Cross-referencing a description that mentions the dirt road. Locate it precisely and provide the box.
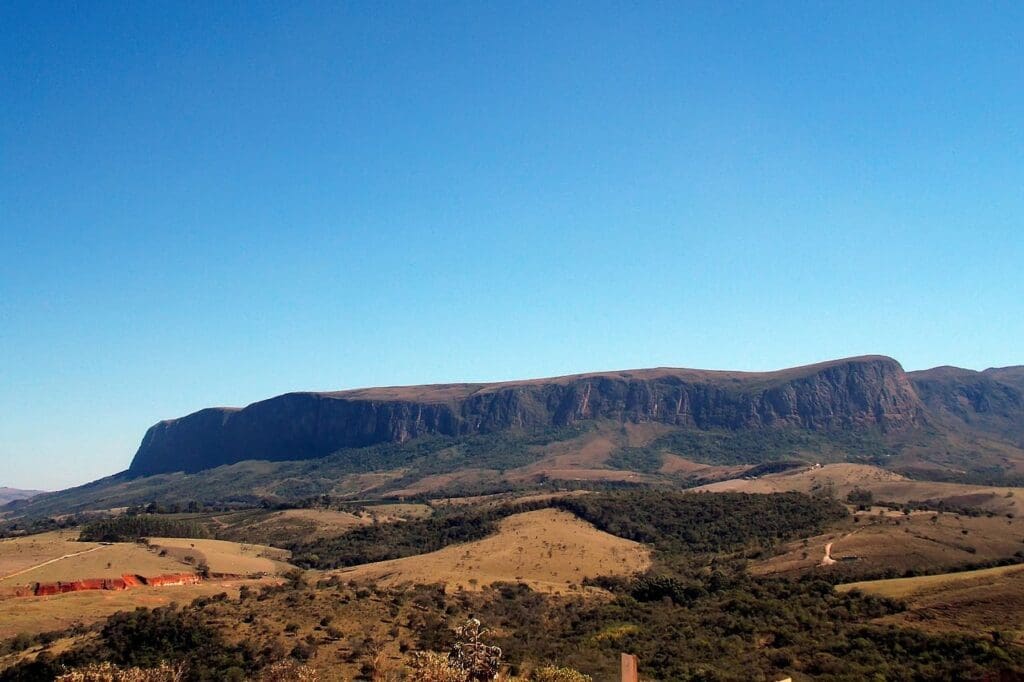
[1,545,105,582]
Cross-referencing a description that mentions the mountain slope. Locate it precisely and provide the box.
[130,355,923,476]
[908,365,1024,447]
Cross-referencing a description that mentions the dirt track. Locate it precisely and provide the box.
[0,545,104,581]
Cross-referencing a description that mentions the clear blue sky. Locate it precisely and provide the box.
[2,2,1022,490]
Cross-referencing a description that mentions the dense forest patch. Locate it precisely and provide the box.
[556,490,846,554]
[78,515,212,543]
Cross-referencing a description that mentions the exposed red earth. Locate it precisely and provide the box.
[21,572,201,597]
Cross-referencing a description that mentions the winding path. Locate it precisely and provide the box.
[1,545,105,582]
[821,542,836,566]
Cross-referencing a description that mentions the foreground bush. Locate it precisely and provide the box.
[55,662,184,682]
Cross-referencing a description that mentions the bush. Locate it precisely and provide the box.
[54,662,185,682]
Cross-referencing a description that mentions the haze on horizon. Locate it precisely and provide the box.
[2,3,1022,491]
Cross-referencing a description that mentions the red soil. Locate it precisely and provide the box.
[29,572,199,597]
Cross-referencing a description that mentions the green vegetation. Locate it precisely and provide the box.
[606,447,663,474]
[608,427,894,469]
[78,515,211,542]
[463,575,1024,680]
[555,491,847,554]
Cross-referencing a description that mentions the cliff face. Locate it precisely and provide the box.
[128,356,924,476]
[909,365,1024,445]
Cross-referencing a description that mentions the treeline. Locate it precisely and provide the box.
[554,490,847,555]
[79,514,211,542]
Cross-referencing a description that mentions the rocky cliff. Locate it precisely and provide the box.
[909,365,1024,446]
[129,356,925,476]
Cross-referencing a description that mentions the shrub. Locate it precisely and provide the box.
[54,662,185,682]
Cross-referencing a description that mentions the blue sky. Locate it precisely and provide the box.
[2,2,1022,490]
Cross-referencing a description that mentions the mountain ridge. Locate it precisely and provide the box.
[129,355,924,476]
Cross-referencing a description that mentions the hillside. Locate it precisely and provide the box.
[335,508,651,592]
[908,365,1024,447]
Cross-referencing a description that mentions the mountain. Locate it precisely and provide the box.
[908,365,1024,447]
[129,355,924,476]
[8,355,1024,520]
[0,487,44,505]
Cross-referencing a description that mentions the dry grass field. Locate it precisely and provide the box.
[753,507,1024,577]
[0,531,95,578]
[838,562,1024,599]
[0,532,189,588]
[838,564,1024,644]
[366,503,434,520]
[335,508,650,592]
[429,490,591,509]
[698,463,908,495]
[699,463,1024,516]
[385,468,499,498]
[505,422,674,485]
[213,508,370,541]
[148,538,292,575]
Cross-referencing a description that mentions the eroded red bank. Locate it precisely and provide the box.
[24,572,201,597]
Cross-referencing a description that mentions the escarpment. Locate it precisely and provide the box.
[128,356,925,476]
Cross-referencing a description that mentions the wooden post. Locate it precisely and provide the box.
[620,653,639,682]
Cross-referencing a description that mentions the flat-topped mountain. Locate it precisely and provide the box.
[130,355,924,476]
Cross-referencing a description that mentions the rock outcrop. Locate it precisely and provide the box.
[129,356,925,476]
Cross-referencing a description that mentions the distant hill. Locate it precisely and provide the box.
[0,487,44,505]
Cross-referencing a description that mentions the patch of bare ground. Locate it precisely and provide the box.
[503,428,620,482]
[504,422,674,484]
[384,468,501,498]
[329,470,410,497]
[518,468,660,483]
[839,564,1024,644]
[753,509,1024,578]
[429,490,592,509]
[364,503,434,520]
[658,454,750,481]
[334,508,650,593]
[698,463,907,495]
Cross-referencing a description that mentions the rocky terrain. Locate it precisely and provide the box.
[908,365,1024,446]
[130,355,925,476]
